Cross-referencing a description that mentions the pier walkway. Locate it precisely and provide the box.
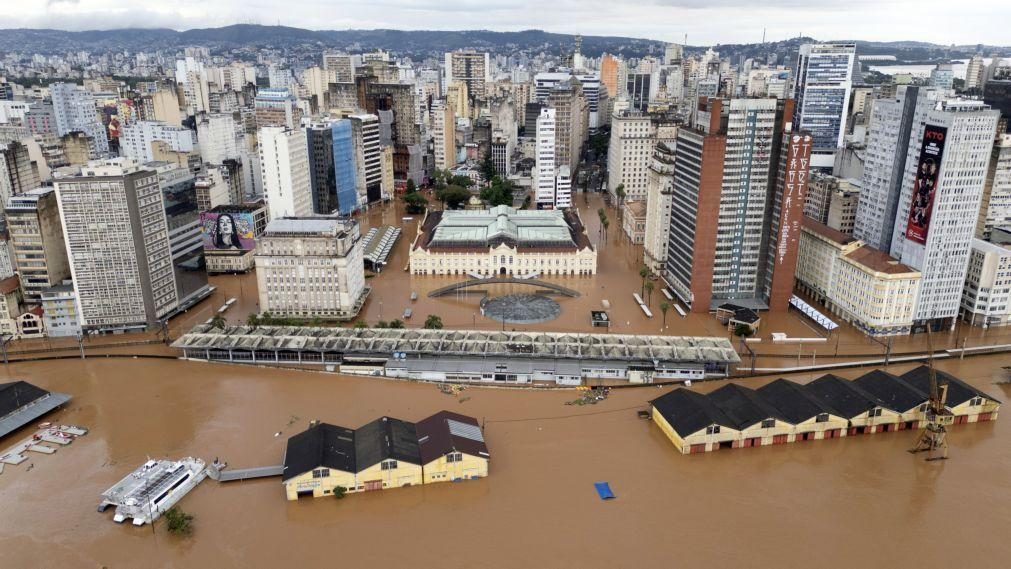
[214,465,284,482]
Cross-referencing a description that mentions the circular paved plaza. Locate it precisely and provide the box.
[481,294,562,324]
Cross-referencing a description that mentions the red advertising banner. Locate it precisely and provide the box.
[905,124,947,245]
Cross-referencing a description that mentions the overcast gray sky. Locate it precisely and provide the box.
[13,0,1010,45]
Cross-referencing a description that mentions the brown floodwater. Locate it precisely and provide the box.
[1,355,1009,568]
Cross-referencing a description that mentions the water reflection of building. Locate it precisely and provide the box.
[410,205,596,276]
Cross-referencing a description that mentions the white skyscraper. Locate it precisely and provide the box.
[50,82,109,154]
[792,43,856,169]
[175,57,210,115]
[54,158,179,332]
[258,127,312,220]
[888,100,1000,329]
[534,107,558,209]
[196,113,243,165]
[555,166,572,209]
[854,86,941,251]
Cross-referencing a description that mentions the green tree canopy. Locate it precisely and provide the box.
[424,314,444,329]
[438,185,472,209]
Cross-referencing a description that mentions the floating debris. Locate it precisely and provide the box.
[566,387,610,406]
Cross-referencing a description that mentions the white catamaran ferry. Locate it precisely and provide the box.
[97,458,208,526]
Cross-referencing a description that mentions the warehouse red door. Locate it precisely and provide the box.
[979,412,993,422]
[690,444,706,454]
[364,480,383,491]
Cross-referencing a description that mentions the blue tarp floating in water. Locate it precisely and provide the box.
[594,482,615,500]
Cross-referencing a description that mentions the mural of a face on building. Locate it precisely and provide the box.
[214,213,241,249]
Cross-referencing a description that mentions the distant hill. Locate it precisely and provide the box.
[0,25,1007,62]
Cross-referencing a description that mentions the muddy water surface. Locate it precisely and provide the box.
[1,356,1009,568]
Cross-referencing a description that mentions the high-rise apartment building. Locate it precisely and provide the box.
[965,54,985,91]
[5,188,70,302]
[0,140,40,208]
[323,53,355,83]
[854,87,940,251]
[791,43,856,169]
[432,100,456,171]
[255,218,367,320]
[349,114,384,204]
[258,126,312,220]
[888,100,1001,329]
[607,110,677,201]
[665,98,806,311]
[120,121,196,163]
[546,78,589,173]
[600,55,622,101]
[534,108,558,209]
[196,113,243,165]
[54,158,180,332]
[254,88,303,129]
[643,142,676,273]
[175,57,210,115]
[977,133,1011,240]
[50,82,109,154]
[444,51,491,101]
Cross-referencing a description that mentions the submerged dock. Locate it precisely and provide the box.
[0,424,88,474]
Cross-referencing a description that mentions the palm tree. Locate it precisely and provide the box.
[644,281,654,307]
[659,301,670,328]
[639,265,650,297]
[602,218,610,242]
[615,184,626,222]
[424,314,444,329]
[210,314,226,329]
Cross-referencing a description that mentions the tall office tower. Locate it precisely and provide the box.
[983,66,1011,133]
[302,67,327,111]
[534,108,558,208]
[255,218,367,320]
[54,158,179,332]
[600,55,622,100]
[349,114,384,204]
[151,162,211,311]
[432,100,456,170]
[323,53,355,84]
[547,78,589,173]
[643,142,676,272]
[119,121,196,163]
[444,51,491,102]
[444,81,470,120]
[356,77,420,147]
[196,113,243,165]
[853,87,940,251]
[0,140,40,207]
[977,134,1011,240]
[175,57,210,115]
[306,122,335,215]
[607,110,678,201]
[665,97,802,311]
[6,188,70,302]
[258,127,312,220]
[888,100,1000,330]
[255,88,302,129]
[50,82,109,154]
[625,72,657,112]
[791,43,856,169]
[966,54,985,91]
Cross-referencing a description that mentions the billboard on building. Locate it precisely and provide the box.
[201,211,256,251]
[905,125,948,245]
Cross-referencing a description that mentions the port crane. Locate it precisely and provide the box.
[909,329,954,461]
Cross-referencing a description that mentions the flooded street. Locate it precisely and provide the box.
[1,355,1009,568]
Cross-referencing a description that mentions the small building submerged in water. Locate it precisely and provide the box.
[650,366,1001,454]
[283,411,489,500]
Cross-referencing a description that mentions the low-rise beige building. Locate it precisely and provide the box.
[622,200,647,245]
[416,410,490,484]
[796,218,920,336]
[410,205,596,276]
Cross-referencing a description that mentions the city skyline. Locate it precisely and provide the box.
[11,1,1011,47]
